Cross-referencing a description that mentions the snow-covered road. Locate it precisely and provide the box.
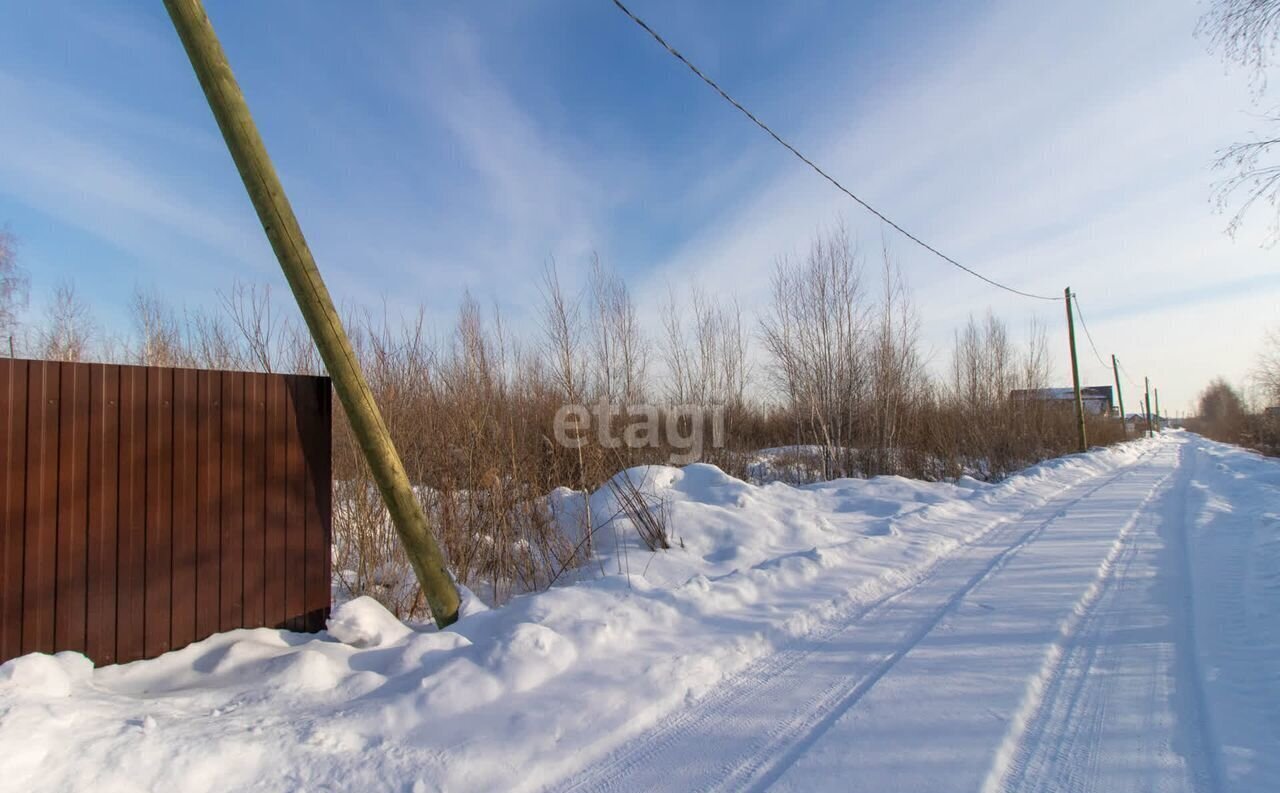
[2,432,1276,793]
[557,435,1274,793]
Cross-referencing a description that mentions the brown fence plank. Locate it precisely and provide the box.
[1,359,332,666]
[283,376,305,631]
[309,380,332,632]
[55,363,90,654]
[264,376,288,629]
[318,383,332,630]
[144,367,173,658]
[296,377,316,631]
[195,369,221,641]
[242,373,266,629]
[219,371,245,632]
[300,378,330,632]
[22,360,58,655]
[116,366,147,664]
[170,368,198,651]
[0,359,28,662]
[86,364,119,665]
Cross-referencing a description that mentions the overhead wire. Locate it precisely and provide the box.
[1118,359,1144,393]
[1073,294,1142,411]
[610,0,1059,302]
[612,0,1163,404]
[1070,293,1110,371]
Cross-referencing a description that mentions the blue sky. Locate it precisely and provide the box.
[2,0,1278,414]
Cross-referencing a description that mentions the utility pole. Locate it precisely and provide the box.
[1064,287,1088,452]
[1111,354,1126,438]
[1154,388,1161,433]
[163,0,462,626]
[1152,378,1162,439]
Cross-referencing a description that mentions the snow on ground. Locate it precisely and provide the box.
[742,445,829,484]
[1179,438,1280,789]
[0,433,1276,792]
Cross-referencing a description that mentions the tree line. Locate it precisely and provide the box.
[0,226,1123,615]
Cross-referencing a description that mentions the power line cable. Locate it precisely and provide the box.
[1117,359,1143,393]
[1071,293,1109,370]
[1121,364,1139,391]
[1072,293,1141,402]
[610,0,1059,302]
[613,0,1151,403]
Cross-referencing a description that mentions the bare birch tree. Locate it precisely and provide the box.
[587,255,647,403]
[1200,0,1280,240]
[129,288,188,367]
[1253,324,1280,404]
[868,253,923,474]
[0,231,26,352]
[760,225,869,477]
[35,280,95,362]
[539,261,584,403]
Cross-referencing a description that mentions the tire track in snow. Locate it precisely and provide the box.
[1179,437,1280,790]
[981,440,1222,793]
[551,452,1157,793]
[980,478,1158,793]
[1165,442,1227,792]
[727,462,1164,793]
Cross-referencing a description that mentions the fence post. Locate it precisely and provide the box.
[162,0,461,626]
[1064,287,1088,452]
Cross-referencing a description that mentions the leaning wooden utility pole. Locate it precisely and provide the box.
[1152,378,1162,439]
[1064,287,1088,453]
[1111,354,1126,438]
[163,0,461,626]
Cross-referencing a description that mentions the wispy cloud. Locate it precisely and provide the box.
[629,0,1277,405]
[0,70,268,277]
[0,0,1273,409]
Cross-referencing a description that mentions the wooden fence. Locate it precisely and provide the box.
[0,358,332,667]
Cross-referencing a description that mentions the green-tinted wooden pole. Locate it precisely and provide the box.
[163,0,461,626]
[1064,287,1088,452]
[1154,388,1161,433]
[1152,378,1162,439]
[1112,354,1126,438]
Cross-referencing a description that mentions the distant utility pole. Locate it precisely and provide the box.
[1152,378,1162,439]
[1111,354,1126,438]
[163,0,462,626]
[1064,287,1088,452]
[1154,388,1161,432]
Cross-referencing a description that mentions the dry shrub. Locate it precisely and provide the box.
[4,230,1137,617]
[1193,378,1248,440]
[608,471,670,552]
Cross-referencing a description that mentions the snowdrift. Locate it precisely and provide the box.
[0,439,1173,792]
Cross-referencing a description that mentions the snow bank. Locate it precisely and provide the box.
[326,596,414,648]
[1178,437,1280,789]
[0,438,1165,793]
[0,652,92,698]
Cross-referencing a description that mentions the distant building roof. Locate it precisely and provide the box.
[1009,387,1115,416]
[1010,386,1114,402]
